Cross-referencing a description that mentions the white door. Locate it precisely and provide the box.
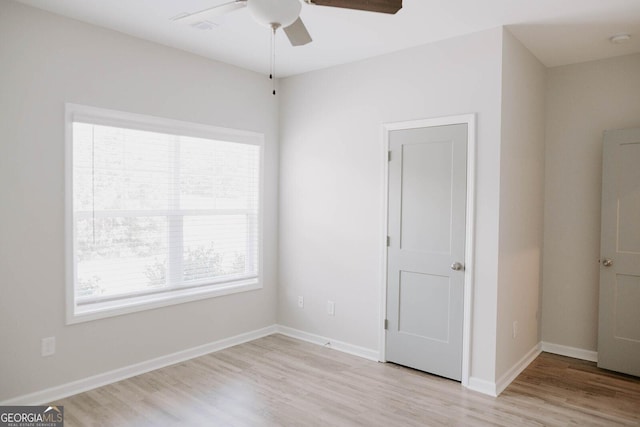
[598,128,640,377]
[385,124,467,381]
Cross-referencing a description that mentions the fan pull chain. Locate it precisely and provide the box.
[270,24,277,95]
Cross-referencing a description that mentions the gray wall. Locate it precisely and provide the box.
[278,28,505,385]
[496,29,546,381]
[542,53,640,352]
[0,1,279,401]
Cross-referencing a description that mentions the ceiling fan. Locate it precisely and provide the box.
[175,0,402,46]
[175,0,402,93]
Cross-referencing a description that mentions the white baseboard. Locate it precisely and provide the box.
[496,342,542,396]
[467,377,497,397]
[0,325,278,406]
[1,325,378,405]
[468,342,597,398]
[9,323,533,405]
[541,341,598,362]
[275,325,379,361]
[467,342,542,398]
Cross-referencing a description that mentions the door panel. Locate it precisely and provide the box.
[614,275,640,342]
[617,143,640,253]
[398,271,450,341]
[400,141,453,254]
[598,128,640,377]
[386,123,467,381]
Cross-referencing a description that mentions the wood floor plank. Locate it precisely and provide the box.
[51,335,640,426]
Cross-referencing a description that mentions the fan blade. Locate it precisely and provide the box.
[284,18,313,46]
[173,0,247,24]
[307,0,401,14]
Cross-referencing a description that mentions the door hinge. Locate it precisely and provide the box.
[386,236,390,247]
[384,319,388,330]
[388,151,391,161]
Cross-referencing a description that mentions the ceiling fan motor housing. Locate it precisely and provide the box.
[248,0,302,28]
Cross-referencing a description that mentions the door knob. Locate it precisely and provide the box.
[451,262,464,271]
[601,258,613,267]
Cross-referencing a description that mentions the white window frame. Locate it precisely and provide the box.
[65,103,264,324]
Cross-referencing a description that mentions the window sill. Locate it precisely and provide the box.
[66,279,261,324]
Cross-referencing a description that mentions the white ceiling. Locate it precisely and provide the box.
[14,0,640,77]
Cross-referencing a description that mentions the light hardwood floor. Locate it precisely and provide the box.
[52,334,640,426]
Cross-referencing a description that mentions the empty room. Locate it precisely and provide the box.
[1,0,639,425]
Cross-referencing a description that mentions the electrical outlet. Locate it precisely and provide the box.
[512,321,518,339]
[41,337,56,357]
[297,296,304,308]
[327,300,335,316]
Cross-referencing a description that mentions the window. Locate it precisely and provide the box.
[65,104,263,323]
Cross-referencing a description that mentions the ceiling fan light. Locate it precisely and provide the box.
[248,0,302,28]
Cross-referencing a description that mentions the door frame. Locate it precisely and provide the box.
[379,114,476,387]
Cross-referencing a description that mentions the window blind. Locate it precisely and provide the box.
[71,121,260,305]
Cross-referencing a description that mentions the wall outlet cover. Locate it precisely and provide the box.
[41,337,56,357]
